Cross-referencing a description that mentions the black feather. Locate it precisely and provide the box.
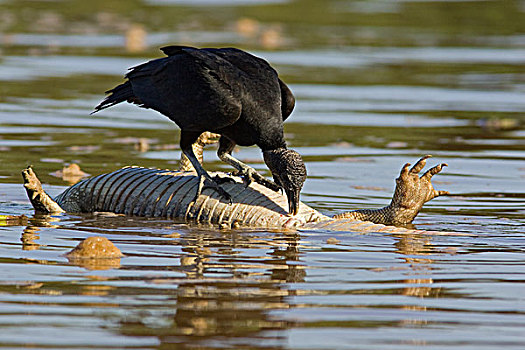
[92,81,135,114]
[160,45,196,56]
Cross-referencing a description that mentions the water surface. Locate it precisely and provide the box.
[0,0,524,348]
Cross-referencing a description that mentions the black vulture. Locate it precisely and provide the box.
[93,45,306,215]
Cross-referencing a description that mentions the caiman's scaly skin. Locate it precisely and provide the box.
[22,155,449,233]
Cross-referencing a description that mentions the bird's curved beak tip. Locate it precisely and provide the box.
[287,189,300,216]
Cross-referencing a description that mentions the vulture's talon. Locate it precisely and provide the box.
[236,167,281,192]
[195,176,232,204]
[213,174,237,185]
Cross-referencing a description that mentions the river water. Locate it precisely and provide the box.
[0,0,524,349]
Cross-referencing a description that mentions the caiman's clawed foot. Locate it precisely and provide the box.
[21,166,65,214]
[391,155,449,219]
[235,166,282,193]
[195,175,232,204]
[22,166,44,195]
[333,155,450,225]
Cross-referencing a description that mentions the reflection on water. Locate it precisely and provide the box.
[3,213,523,349]
[0,0,524,348]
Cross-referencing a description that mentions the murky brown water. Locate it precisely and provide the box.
[1,0,524,348]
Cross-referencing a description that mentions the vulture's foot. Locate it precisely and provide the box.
[213,174,237,185]
[195,175,232,204]
[235,166,281,192]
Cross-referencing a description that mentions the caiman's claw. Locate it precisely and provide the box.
[423,162,447,179]
[22,166,43,193]
[410,154,432,174]
[423,163,450,198]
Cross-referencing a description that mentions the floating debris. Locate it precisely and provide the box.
[352,185,386,191]
[66,145,100,153]
[162,232,181,238]
[233,17,285,48]
[153,143,179,150]
[476,117,520,131]
[40,158,64,163]
[330,141,353,148]
[66,236,123,259]
[326,237,340,244]
[235,18,260,38]
[125,24,147,53]
[66,236,123,270]
[260,26,284,49]
[50,164,89,184]
[135,138,150,152]
[386,141,408,148]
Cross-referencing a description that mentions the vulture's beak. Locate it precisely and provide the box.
[286,188,300,216]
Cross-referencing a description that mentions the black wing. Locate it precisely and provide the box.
[188,46,294,121]
[95,46,244,130]
[93,56,181,116]
[278,78,295,121]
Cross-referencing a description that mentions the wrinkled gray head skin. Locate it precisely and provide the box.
[263,148,307,215]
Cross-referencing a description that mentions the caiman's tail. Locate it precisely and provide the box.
[91,81,135,114]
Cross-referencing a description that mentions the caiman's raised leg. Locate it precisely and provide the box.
[22,166,64,214]
[217,135,281,192]
[180,131,232,203]
[179,132,221,172]
[334,155,449,225]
